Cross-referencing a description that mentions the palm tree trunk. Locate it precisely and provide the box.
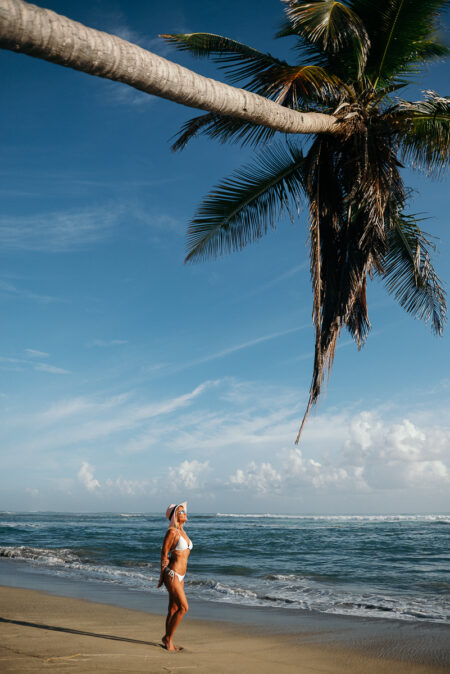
[0,0,338,135]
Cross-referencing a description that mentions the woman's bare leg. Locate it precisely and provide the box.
[163,576,189,651]
[162,597,177,646]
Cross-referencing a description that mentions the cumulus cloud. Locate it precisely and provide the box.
[344,413,450,490]
[78,462,100,491]
[168,459,210,490]
[229,461,282,494]
[227,409,450,497]
[229,449,366,495]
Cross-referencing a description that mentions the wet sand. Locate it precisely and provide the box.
[1,585,449,673]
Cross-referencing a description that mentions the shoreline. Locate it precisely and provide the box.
[1,560,450,672]
[1,586,450,673]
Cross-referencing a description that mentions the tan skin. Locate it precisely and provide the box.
[157,506,191,651]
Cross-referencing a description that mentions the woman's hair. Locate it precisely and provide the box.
[168,505,178,529]
[166,502,186,530]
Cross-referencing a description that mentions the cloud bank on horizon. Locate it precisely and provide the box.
[1,377,449,513]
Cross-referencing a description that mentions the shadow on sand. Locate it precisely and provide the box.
[0,616,163,649]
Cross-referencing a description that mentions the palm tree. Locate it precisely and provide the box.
[0,0,448,442]
[162,0,449,441]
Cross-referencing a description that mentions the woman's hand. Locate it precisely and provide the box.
[158,527,178,587]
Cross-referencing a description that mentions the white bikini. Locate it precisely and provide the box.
[165,531,193,583]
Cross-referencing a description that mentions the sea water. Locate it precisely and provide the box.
[1,512,449,624]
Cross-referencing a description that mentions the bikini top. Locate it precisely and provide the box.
[170,529,193,552]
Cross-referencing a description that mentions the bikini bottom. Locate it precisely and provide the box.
[165,567,185,583]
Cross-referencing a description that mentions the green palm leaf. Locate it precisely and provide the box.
[171,112,277,151]
[185,143,307,262]
[349,0,449,86]
[276,18,333,70]
[162,32,345,106]
[282,0,370,76]
[382,212,447,335]
[161,32,291,86]
[394,91,450,177]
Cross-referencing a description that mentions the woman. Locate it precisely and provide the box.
[158,502,193,651]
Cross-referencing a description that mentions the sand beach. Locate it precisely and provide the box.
[1,584,449,674]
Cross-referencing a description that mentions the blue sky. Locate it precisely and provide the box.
[0,0,449,514]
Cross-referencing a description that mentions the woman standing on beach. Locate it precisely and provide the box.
[158,502,193,651]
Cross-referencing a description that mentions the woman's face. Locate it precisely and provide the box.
[176,506,188,525]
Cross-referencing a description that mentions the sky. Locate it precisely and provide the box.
[0,0,449,514]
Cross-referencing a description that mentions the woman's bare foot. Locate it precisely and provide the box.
[162,635,178,651]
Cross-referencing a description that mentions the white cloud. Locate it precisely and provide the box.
[0,354,70,375]
[118,432,157,455]
[229,461,282,494]
[26,349,49,358]
[0,280,60,304]
[92,339,128,347]
[243,263,307,298]
[78,462,100,491]
[342,413,450,490]
[100,16,175,57]
[105,476,153,496]
[104,82,157,107]
[35,363,71,375]
[20,382,214,452]
[3,378,449,510]
[225,407,450,497]
[0,206,120,252]
[228,449,366,496]
[176,325,308,372]
[40,393,131,424]
[0,356,25,363]
[169,459,210,490]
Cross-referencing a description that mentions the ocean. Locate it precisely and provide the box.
[1,512,449,625]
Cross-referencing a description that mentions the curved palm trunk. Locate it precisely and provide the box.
[0,0,338,135]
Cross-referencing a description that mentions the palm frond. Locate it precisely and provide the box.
[295,126,406,442]
[346,276,371,346]
[276,21,332,70]
[185,143,307,262]
[381,212,447,335]
[263,64,347,106]
[282,0,370,76]
[296,137,344,441]
[349,0,449,85]
[170,112,276,151]
[394,91,450,177]
[162,32,345,106]
[161,32,289,86]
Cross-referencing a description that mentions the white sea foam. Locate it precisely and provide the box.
[185,574,450,623]
[0,546,80,565]
[0,522,46,529]
[216,513,450,523]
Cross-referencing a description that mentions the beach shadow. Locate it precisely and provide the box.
[0,616,163,649]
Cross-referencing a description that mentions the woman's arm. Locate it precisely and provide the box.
[157,528,177,587]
